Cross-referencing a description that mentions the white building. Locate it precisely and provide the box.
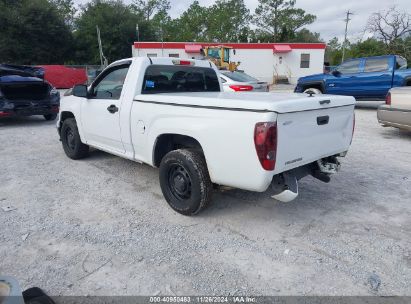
[132,42,326,84]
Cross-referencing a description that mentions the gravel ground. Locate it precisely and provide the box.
[1,108,410,296]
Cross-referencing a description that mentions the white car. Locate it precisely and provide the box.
[58,57,355,215]
[377,87,411,131]
[220,71,269,92]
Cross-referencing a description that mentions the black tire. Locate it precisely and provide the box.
[44,113,57,121]
[159,149,212,216]
[61,118,89,159]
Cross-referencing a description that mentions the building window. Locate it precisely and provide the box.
[300,54,310,68]
[168,54,179,58]
[147,53,157,57]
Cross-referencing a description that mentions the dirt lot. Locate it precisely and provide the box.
[1,108,410,296]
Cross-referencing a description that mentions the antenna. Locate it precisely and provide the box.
[341,10,354,63]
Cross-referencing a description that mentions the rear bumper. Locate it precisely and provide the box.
[377,105,411,131]
[0,98,59,117]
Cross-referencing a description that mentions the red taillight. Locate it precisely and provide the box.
[51,106,59,113]
[229,85,253,92]
[386,92,391,105]
[0,111,11,117]
[254,122,277,171]
[172,59,193,66]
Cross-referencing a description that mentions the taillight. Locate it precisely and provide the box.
[386,92,391,105]
[0,111,11,117]
[254,122,277,170]
[172,59,194,66]
[51,106,59,113]
[229,85,253,92]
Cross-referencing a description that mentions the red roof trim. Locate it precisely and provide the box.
[133,42,326,50]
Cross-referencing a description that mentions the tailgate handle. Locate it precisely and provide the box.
[317,115,329,125]
[319,99,331,105]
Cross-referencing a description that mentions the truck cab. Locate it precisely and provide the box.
[295,55,411,100]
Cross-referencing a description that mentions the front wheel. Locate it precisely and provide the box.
[159,149,212,216]
[303,88,322,95]
[61,118,89,159]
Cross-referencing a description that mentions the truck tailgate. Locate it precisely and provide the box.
[275,104,355,174]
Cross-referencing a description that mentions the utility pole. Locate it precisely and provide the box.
[96,25,108,68]
[341,10,353,63]
[136,24,140,56]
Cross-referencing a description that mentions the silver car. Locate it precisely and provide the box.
[219,71,269,92]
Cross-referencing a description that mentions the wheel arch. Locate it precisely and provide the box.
[152,133,206,168]
[301,81,326,93]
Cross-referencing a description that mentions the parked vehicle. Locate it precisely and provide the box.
[295,55,411,100]
[377,87,411,131]
[57,57,355,216]
[0,64,60,120]
[220,71,269,92]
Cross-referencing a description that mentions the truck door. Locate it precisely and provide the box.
[355,56,393,99]
[80,64,130,153]
[326,59,361,96]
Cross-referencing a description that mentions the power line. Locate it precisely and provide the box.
[341,10,354,63]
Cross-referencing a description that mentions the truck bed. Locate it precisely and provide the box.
[135,92,355,113]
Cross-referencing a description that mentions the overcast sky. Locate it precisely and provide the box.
[74,0,411,42]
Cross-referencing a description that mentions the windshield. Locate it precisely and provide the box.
[142,65,220,94]
[221,71,258,82]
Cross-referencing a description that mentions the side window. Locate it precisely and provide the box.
[364,58,389,73]
[395,56,407,70]
[337,60,360,74]
[300,54,310,68]
[91,66,129,100]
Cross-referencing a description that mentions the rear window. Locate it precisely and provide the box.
[142,65,220,94]
[221,71,258,82]
[364,58,389,73]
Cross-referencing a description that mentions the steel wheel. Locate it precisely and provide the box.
[167,164,192,201]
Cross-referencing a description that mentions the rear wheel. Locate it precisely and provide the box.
[159,149,212,216]
[44,113,57,121]
[303,88,322,95]
[61,118,89,159]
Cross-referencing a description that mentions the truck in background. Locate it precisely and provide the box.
[294,55,411,100]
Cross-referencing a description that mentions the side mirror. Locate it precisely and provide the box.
[332,70,341,77]
[73,84,88,98]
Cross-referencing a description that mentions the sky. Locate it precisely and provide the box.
[73,0,411,42]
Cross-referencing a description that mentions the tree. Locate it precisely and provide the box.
[253,0,316,42]
[50,0,77,29]
[0,0,73,64]
[207,0,250,42]
[169,1,209,41]
[367,6,411,48]
[132,0,170,21]
[74,0,152,64]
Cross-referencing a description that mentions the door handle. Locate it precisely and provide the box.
[317,115,329,125]
[107,104,118,114]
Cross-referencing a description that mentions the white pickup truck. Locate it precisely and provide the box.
[58,57,355,215]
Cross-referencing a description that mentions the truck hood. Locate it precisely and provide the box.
[298,73,330,83]
[0,64,45,79]
[135,92,356,113]
[0,75,44,83]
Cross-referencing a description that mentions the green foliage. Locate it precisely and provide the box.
[0,0,73,64]
[74,0,152,64]
[49,0,77,28]
[253,0,316,42]
[326,37,411,66]
[131,0,170,21]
